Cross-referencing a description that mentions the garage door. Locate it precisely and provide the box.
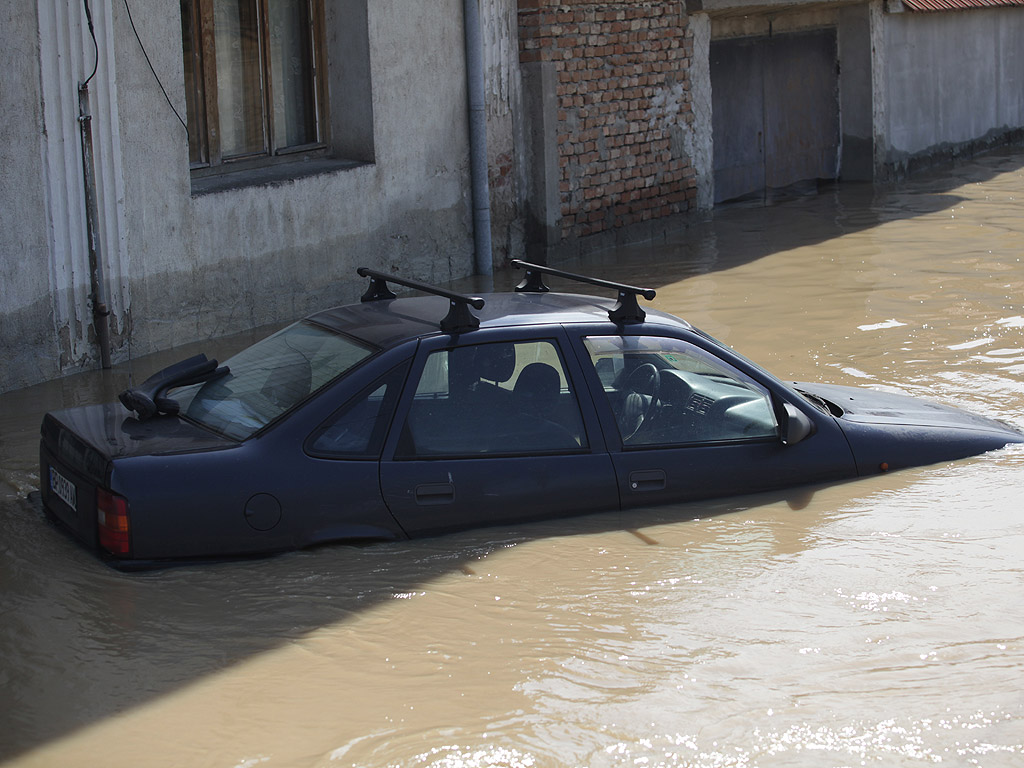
[711,30,840,204]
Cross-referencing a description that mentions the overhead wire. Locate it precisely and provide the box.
[122,0,188,132]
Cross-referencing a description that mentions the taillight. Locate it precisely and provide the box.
[97,488,131,556]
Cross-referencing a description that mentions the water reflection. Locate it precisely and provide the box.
[2,150,1024,767]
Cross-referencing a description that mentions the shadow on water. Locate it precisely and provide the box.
[465,148,1024,295]
[1,148,1022,762]
[1,457,841,761]
[0,311,850,761]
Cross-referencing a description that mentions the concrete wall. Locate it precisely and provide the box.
[0,7,56,389]
[123,0,476,363]
[878,6,1024,177]
[482,0,528,264]
[1,0,478,394]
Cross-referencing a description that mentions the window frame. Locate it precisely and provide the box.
[180,0,331,177]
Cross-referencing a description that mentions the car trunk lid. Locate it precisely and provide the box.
[40,404,236,552]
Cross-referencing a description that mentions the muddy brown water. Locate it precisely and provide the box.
[2,150,1024,767]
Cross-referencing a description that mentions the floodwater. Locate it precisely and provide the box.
[2,149,1024,768]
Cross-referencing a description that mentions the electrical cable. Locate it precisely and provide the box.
[82,0,98,85]
[122,0,188,132]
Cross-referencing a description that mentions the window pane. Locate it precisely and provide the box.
[268,0,318,148]
[308,364,408,458]
[172,322,375,440]
[583,336,778,446]
[398,341,587,458]
[214,0,266,157]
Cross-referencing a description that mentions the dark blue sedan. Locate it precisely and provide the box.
[39,261,1024,565]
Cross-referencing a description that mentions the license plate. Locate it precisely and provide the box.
[49,467,78,511]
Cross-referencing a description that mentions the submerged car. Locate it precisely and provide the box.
[39,261,1024,566]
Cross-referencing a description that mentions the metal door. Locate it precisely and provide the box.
[711,30,840,204]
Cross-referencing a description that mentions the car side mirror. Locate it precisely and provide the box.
[780,402,816,446]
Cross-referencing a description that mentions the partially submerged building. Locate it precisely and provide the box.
[2,0,1023,392]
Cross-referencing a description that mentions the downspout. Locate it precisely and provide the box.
[78,83,111,369]
[463,0,493,277]
[79,2,111,369]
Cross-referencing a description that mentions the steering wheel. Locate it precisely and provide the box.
[619,363,661,440]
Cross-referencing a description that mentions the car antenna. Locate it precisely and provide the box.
[357,267,486,334]
[511,259,656,324]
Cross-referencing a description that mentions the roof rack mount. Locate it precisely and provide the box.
[510,259,656,324]
[357,267,486,334]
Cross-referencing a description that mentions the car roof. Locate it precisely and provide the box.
[306,291,694,349]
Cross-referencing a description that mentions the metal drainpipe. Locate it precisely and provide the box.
[463,0,493,277]
[78,82,112,369]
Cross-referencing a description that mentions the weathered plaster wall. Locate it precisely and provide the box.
[116,0,475,360]
[3,1,128,392]
[483,0,528,265]
[687,13,714,211]
[0,7,56,390]
[2,0,476,393]
[879,6,1024,177]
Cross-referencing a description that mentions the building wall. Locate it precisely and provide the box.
[482,0,529,264]
[877,6,1024,177]
[0,0,477,394]
[0,7,55,389]
[518,0,699,257]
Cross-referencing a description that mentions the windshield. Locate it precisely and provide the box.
[171,321,375,439]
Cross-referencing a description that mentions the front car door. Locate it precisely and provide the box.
[572,331,856,508]
[379,330,619,537]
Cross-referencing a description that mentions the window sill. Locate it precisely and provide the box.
[190,157,369,196]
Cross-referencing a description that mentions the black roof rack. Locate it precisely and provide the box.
[357,267,486,334]
[511,259,656,324]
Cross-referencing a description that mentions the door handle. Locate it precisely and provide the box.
[415,482,455,505]
[629,469,666,492]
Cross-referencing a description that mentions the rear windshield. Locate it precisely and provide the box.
[171,321,374,439]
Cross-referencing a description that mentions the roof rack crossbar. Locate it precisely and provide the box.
[357,267,485,333]
[511,259,656,324]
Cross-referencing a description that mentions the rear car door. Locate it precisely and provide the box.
[379,331,618,536]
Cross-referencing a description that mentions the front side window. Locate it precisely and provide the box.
[583,336,778,447]
[397,340,588,458]
[180,0,328,172]
[171,321,374,439]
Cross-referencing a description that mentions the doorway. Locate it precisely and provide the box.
[711,29,840,204]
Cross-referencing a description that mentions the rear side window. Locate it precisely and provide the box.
[307,363,409,459]
[396,340,588,457]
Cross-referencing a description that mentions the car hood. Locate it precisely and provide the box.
[794,381,1022,435]
[43,402,237,464]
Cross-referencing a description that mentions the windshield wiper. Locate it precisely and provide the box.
[119,354,229,420]
[796,388,841,416]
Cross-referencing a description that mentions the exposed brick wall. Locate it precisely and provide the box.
[519,0,696,242]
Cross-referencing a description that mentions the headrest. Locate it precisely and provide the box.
[475,342,517,383]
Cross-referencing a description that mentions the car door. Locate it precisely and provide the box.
[574,332,856,508]
[379,331,618,537]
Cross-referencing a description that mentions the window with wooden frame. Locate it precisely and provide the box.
[180,0,329,174]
